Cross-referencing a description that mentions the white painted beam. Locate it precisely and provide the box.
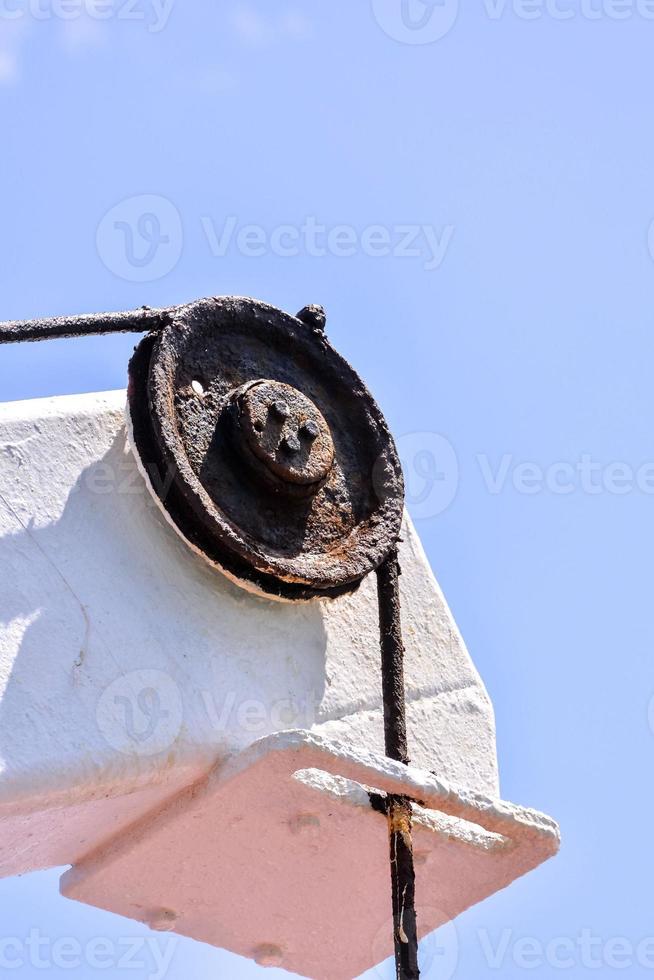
[0,391,556,979]
[0,391,498,878]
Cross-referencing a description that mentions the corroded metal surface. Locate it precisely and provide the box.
[0,295,405,599]
[127,296,404,601]
[1,292,416,972]
[230,379,335,495]
[377,551,420,979]
[0,306,168,344]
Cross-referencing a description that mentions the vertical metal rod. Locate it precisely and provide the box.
[376,548,420,980]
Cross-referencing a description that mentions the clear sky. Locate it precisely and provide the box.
[1,1,654,977]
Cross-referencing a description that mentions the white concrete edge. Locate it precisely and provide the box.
[0,389,126,421]
[401,520,499,723]
[293,769,508,853]
[214,730,560,853]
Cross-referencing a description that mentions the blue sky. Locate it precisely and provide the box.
[2,0,654,976]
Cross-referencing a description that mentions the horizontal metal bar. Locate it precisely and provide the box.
[0,306,169,345]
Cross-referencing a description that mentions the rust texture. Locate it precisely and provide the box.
[1,292,420,977]
[377,550,420,980]
[231,379,335,496]
[0,296,404,600]
[0,306,168,344]
[0,295,404,602]
[128,296,404,601]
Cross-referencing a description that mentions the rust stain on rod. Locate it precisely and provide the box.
[377,548,420,980]
[0,306,169,344]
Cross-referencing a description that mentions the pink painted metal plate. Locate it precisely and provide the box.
[61,731,559,980]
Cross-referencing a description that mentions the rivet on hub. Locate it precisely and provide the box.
[300,420,320,441]
[282,434,301,455]
[270,401,290,421]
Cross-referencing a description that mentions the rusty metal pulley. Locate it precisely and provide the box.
[0,296,420,979]
[126,296,404,601]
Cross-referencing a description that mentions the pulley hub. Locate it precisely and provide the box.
[230,379,335,496]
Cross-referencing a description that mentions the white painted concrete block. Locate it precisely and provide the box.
[0,390,557,978]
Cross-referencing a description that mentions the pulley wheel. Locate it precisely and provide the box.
[127,296,404,601]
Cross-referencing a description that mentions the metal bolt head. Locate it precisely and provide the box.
[270,400,290,421]
[296,304,326,331]
[253,944,284,969]
[300,419,320,441]
[282,434,301,455]
[147,908,178,932]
